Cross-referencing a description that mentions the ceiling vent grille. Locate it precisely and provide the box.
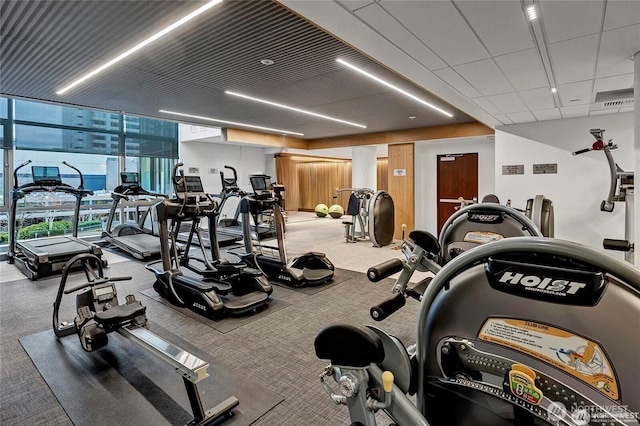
[591,88,634,111]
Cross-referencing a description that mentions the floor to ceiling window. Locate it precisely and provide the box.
[0,97,178,246]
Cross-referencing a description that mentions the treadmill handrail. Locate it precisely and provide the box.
[13,160,32,189]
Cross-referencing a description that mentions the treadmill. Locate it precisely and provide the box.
[102,172,167,260]
[7,160,108,280]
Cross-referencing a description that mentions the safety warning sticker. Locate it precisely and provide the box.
[478,318,618,400]
[463,231,504,244]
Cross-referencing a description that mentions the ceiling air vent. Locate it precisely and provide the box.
[590,88,634,112]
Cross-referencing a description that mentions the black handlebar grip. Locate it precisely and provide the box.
[572,148,591,156]
[367,258,404,282]
[603,239,632,252]
[370,293,406,321]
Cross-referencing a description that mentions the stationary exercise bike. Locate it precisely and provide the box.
[53,253,239,425]
[573,128,634,263]
[367,201,542,321]
[315,237,640,425]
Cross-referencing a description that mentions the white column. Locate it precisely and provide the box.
[634,50,640,264]
[352,146,377,190]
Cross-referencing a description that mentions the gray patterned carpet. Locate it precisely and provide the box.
[0,256,420,425]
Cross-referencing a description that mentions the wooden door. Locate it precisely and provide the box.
[437,153,478,232]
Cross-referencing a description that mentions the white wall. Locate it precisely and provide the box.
[496,112,634,258]
[179,141,269,219]
[414,136,496,234]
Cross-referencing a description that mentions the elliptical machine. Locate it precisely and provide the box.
[573,128,634,263]
[234,174,335,287]
[145,163,272,318]
[335,187,395,247]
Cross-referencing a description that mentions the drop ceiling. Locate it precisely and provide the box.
[282,0,638,127]
[1,0,637,142]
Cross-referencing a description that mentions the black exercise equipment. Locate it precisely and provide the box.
[316,237,640,426]
[146,163,272,318]
[215,165,276,242]
[53,253,238,425]
[234,174,335,287]
[368,202,542,321]
[573,128,634,263]
[102,172,167,260]
[7,160,107,280]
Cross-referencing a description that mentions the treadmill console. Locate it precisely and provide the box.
[32,166,62,186]
[120,172,141,189]
[249,175,274,200]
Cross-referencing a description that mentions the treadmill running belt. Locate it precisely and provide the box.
[18,236,94,257]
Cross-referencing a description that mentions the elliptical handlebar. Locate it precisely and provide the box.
[172,162,185,187]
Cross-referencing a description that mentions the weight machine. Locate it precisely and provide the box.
[573,128,634,263]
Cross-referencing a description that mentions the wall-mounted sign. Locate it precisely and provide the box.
[393,169,407,177]
[188,167,200,174]
[533,163,558,174]
[502,165,524,175]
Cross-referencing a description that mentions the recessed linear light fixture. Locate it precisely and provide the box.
[225,91,367,129]
[56,0,223,95]
[159,109,304,136]
[526,5,538,21]
[336,58,454,118]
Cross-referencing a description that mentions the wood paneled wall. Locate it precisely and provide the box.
[388,144,414,239]
[275,155,300,211]
[297,161,352,211]
[275,153,390,212]
[377,158,388,191]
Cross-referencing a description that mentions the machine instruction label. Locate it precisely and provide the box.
[478,318,618,400]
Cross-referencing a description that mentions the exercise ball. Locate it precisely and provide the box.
[315,204,329,217]
[328,204,344,218]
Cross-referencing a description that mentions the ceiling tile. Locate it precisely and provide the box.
[494,114,514,125]
[434,68,482,98]
[519,87,556,110]
[557,81,593,105]
[560,105,590,118]
[472,97,502,115]
[453,59,513,96]
[549,34,599,84]
[603,0,640,30]
[596,24,639,78]
[339,1,377,12]
[532,108,562,121]
[455,1,534,56]
[540,0,605,43]
[485,93,528,113]
[593,73,634,93]
[380,0,490,66]
[505,111,536,123]
[494,49,548,91]
[356,4,447,70]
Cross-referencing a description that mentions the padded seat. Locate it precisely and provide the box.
[315,324,384,367]
[95,301,146,326]
[409,230,440,254]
